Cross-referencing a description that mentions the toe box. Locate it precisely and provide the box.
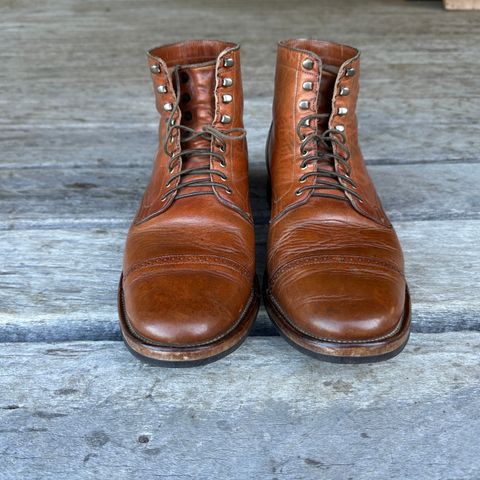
[271,260,406,343]
[123,266,253,347]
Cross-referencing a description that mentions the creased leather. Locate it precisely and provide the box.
[267,40,407,343]
[121,40,255,348]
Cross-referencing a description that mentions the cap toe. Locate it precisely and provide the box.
[123,268,252,347]
[271,263,406,343]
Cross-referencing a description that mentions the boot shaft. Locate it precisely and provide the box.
[268,39,390,227]
[135,40,252,224]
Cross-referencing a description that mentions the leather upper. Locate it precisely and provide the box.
[267,40,407,343]
[122,40,255,347]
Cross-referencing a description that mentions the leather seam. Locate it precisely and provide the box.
[124,254,251,280]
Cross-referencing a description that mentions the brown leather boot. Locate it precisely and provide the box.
[119,40,259,366]
[265,39,411,362]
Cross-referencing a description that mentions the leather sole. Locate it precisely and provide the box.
[118,275,260,367]
[264,279,411,364]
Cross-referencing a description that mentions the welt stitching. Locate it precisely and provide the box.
[269,292,404,344]
[121,283,255,348]
[270,255,404,287]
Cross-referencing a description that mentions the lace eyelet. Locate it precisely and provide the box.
[299,177,306,183]
[161,196,167,202]
[220,160,227,168]
[301,150,308,157]
[226,188,232,195]
[295,190,302,196]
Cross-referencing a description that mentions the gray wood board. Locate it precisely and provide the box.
[2,98,480,169]
[0,333,479,480]
[0,220,479,342]
[1,0,480,166]
[1,162,478,230]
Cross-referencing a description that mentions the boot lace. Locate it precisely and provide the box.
[161,68,246,202]
[295,113,362,202]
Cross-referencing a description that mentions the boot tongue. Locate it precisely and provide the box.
[317,64,338,130]
[176,63,216,158]
[169,62,217,194]
[314,64,342,195]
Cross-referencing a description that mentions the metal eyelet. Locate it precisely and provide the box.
[220,160,227,168]
[299,176,306,183]
[300,164,307,170]
[299,100,310,110]
[302,58,314,70]
[225,188,232,195]
[295,189,302,196]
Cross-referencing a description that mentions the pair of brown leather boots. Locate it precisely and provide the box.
[118,39,411,366]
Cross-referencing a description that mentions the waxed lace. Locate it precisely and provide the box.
[161,68,246,201]
[295,113,362,202]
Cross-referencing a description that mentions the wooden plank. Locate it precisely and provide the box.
[0,334,479,480]
[1,162,478,230]
[444,0,480,9]
[2,95,480,169]
[1,1,480,167]
[0,220,478,342]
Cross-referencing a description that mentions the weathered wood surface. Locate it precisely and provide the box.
[1,220,479,342]
[0,334,479,480]
[1,162,479,230]
[1,1,480,166]
[2,100,479,170]
[1,0,480,478]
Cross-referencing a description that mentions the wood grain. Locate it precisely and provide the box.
[1,0,480,477]
[1,162,478,230]
[0,334,479,480]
